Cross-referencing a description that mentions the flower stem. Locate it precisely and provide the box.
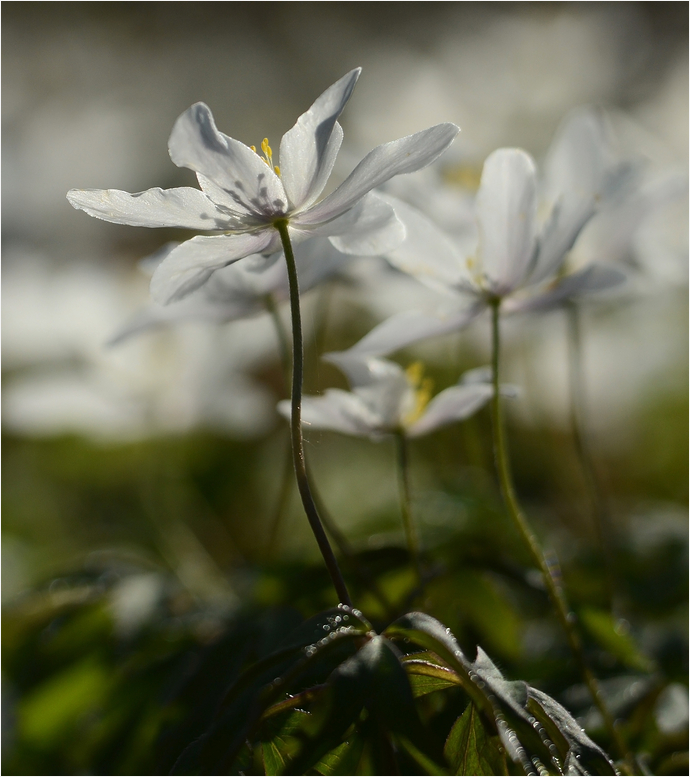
[395,432,422,586]
[489,299,633,770]
[264,294,294,556]
[274,220,352,608]
[567,302,617,611]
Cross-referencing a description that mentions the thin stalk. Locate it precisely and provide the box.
[274,219,352,608]
[266,287,392,614]
[489,299,634,771]
[567,302,616,611]
[395,431,422,586]
[264,294,294,555]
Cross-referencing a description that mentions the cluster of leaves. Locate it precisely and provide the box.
[2,364,687,776]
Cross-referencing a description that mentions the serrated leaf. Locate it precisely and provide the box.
[384,612,618,776]
[528,688,617,776]
[177,625,365,775]
[285,635,423,775]
[444,703,508,776]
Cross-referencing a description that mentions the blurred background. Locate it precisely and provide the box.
[2,3,688,774]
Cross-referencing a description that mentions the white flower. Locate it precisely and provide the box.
[278,355,500,441]
[67,69,459,305]
[109,238,349,345]
[342,108,630,356]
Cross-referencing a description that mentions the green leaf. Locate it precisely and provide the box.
[19,657,112,747]
[527,689,617,776]
[314,737,365,776]
[579,608,655,673]
[261,710,309,775]
[286,635,425,775]
[384,612,618,775]
[444,703,507,776]
[404,659,462,698]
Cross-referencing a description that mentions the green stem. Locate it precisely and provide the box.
[567,302,617,611]
[489,299,633,770]
[266,286,393,614]
[274,219,352,608]
[395,432,422,586]
[264,294,294,556]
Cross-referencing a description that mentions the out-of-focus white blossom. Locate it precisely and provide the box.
[2,249,279,440]
[279,356,504,441]
[337,109,630,358]
[110,237,350,344]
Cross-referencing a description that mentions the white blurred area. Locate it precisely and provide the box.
[2,246,279,440]
[2,3,687,442]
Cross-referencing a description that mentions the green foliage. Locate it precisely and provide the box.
[444,703,507,776]
[3,400,688,775]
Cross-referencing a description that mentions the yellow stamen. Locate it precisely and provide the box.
[250,138,280,175]
[403,362,434,426]
[444,164,482,191]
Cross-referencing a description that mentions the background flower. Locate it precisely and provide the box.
[2,8,687,773]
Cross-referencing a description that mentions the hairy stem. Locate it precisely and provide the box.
[274,220,352,607]
[567,302,616,610]
[395,432,422,585]
[489,299,633,770]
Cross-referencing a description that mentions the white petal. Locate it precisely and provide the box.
[324,354,409,430]
[296,123,460,225]
[280,68,360,210]
[168,103,287,218]
[529,197,595,285]
[407,384,493,437]
[329,307,484,360]
[294,193,405,255]
[66,187,243,230]
[381,196,473,295]
[324,351,403,389]
[477,149,538,296]
[108,294,251,346]
[290,238,351,294]
[543,108,614,206]
[150,231,278,305]
[531,109,622,284]
[505,263,627,314]
[279,390,379,437]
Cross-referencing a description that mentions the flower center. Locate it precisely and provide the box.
[250,138,281,176]
[403,362,434,427]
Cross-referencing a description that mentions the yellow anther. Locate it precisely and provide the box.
[403,363,434,426]
[444,164,482,191]
[406,361,424,387]
[251,138,279,174]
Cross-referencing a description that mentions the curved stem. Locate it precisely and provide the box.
[274,220,352,608]
[489,299,634,770]
[567,302,617,611]
[264,294,294,556]
[395,432,422,586]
